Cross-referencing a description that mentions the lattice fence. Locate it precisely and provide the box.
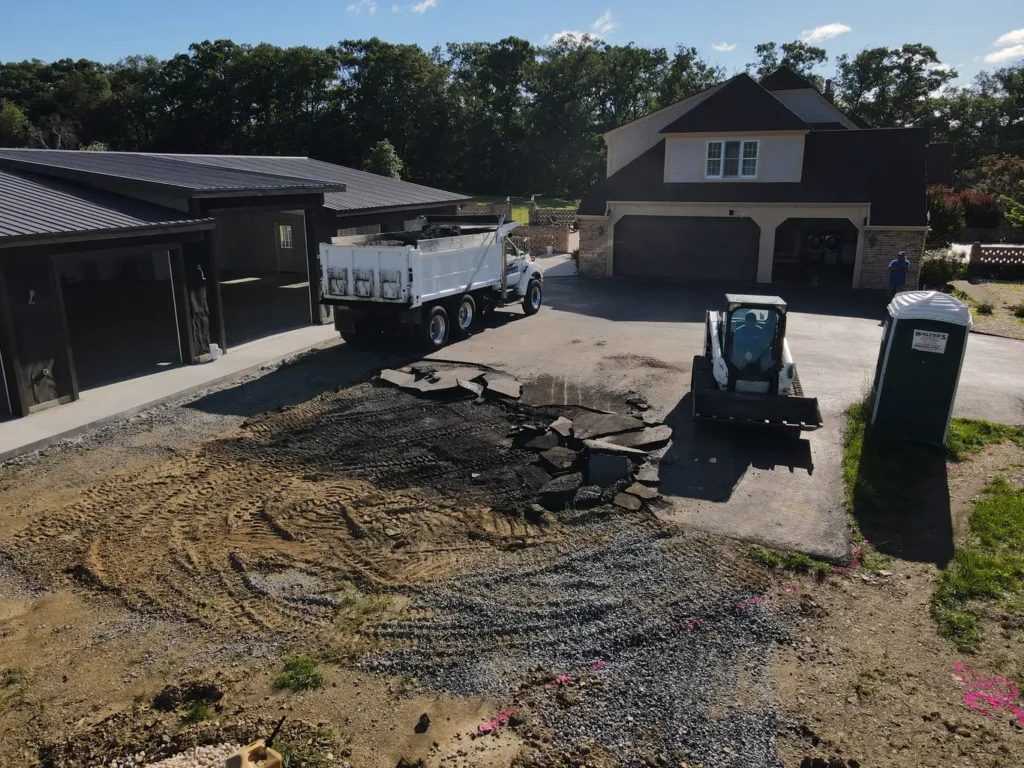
[967,243,1024,280]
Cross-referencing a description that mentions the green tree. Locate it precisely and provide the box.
[1002,182,1024,228]
[749,41,828,88]
[0,100,31,146]
[835,44,957,127]
[654,46,724,108]
[363,138,403,179]
[926,186,966,246]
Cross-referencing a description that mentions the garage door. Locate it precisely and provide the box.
[613,216,760,280]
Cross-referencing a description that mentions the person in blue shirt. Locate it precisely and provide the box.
[888,250,911,301]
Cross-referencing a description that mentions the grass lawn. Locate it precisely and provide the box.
[469,195,580,226]
[842,395,1024,650]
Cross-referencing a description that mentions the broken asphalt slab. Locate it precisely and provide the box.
[540,446,578,473]
[572,412,645,440]
[613,492,642,511]
[583,439,648,458]
[587,452,630,486]
[539,472,583,509]
[601,425,673,451]
[549,416,574,438]
[625,483,659,500]
[524,432,559,451]
[482,373,522,400]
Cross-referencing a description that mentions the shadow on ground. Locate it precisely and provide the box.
[657,392,815,502]
[543,277,886,323]
[850,432,953,567]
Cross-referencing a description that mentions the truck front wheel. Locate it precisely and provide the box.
[421,304,450,350]
[522,279,542,316]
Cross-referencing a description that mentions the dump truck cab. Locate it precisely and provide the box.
[693,293,822,429]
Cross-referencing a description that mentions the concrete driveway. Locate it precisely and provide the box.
[431,276,1024,559]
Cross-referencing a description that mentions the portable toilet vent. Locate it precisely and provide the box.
[870,291,973,446]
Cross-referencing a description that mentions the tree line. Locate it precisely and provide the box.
[0,36,1022,200]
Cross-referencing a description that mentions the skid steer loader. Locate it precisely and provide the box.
[691,294,822,429]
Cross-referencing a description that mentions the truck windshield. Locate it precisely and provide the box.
[728,306,778,372]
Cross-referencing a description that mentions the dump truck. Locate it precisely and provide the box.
[319,215,543,350]
[691,294,823,429]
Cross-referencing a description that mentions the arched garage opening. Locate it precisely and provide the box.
[613,216,760,281]
[772,218,859,287]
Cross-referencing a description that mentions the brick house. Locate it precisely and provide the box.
[577,67,947,289]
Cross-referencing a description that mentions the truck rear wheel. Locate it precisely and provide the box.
[522,279,542,316]
[453,295,476,338]
[421,304,450,351]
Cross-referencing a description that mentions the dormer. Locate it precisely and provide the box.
[760,66,861,130]
[659,73,810,183]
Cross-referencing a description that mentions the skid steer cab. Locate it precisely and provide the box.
[691,294,823,430]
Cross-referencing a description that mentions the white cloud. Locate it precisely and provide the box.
[591,10,617,36]
[392,3,401,11]
[985,44,1024,63]
[933,62,952,71]
[346,0,377,13]
[411,0,436,13]
[711,42,737,52]
[994,29,1024,47]
[799,22,852,44]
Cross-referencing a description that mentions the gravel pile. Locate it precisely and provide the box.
[365,526,787,767]
[107,743,239,768]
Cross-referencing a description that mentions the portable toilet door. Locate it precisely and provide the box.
[871,291,973,446]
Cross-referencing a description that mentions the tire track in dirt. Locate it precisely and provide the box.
[4,384,550,641]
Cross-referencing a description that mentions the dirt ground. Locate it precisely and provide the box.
[2,315,1024,767]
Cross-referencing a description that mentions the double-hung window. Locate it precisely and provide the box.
[705,139,759,179]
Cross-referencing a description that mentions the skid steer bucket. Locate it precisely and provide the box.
[693,389,823,430]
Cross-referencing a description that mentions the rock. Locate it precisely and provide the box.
[524,432,559,451]
[573,485,603,508]
[379,369,418,390]
[482,373,522,400]
[457,379,485,398]
[635,463,661,484]
[549,417,574,438]
[572,412,644,440]
[540,447,579,473]
[415,713,431,734]
[583,439,647,458]
[588,452,630,487]
[625,483,659,500]
[538,473,583,509]
[613,493,642,511]
[602,425,673,450]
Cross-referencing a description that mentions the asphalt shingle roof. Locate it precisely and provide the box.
[578,128,928,226]
[659,73,810,134]
[146,154,470,213]
[0,169,212,247]
[760,66,816,92]
[0,149,344,197]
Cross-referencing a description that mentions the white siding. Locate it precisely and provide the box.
[665,135,804,183]
[605,83,724,176]
[664,138,705,182]
[759,135,804,182]
[772,90,856,128]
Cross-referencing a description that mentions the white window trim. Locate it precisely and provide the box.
[279,224,294,249]
[704,139,760,180]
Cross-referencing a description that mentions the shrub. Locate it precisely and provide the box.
[977,301,994,315]
[958,190,1002,228]
[1013,303,1024,319]
[926,185,965,247]
[919,248,966,286]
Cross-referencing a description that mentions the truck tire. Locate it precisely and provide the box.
[522,279,542,316]
[421,304,450,351]
[453,294,476,338]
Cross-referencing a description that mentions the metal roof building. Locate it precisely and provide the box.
[0,150,467,421]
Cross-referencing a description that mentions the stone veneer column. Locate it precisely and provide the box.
[578,216,612,276]
[858,229,926,290]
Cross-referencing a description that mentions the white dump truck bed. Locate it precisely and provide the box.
[320,222,519,309]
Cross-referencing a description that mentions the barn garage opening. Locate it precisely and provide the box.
[212,210,312,348]
[56,249,181,390]
[613,216,760,281]
[772,218,859,287]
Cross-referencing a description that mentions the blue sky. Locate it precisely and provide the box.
[1,0,1022,84]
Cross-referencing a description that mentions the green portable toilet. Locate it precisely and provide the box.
[871,291,972,446]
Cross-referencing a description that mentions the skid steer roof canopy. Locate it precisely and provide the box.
[725,294,788,313]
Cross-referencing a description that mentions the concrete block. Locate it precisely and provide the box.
[588,452,630,486]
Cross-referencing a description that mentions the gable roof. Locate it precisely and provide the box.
[578,127,927,226]
[659,73,809,134]
[144,154,470,213]
[760,66,815,92]
[0,168,212,248]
